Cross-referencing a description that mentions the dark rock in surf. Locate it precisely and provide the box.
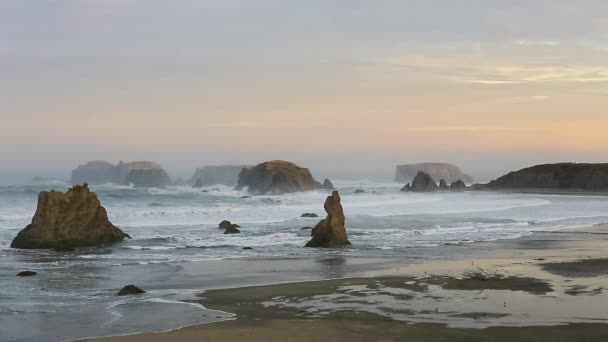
[402,172,438,192]
[16,271,37,277]
[10,184,130,249]
[354,189,366,194]
[301,213,319,218]
[219,220,241,234]
[305,191,351,248]
[450,180,467,191]
[117,285,146,296]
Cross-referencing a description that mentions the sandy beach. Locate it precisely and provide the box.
[83,225,608,342]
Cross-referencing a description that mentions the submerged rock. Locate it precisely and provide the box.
[10,184,130,249]
[301,213,319,218]
[117,285,146,296]
[16,271,37,277]
[402,172,439,192]
[235,160,316,195]
[305,191,351,248]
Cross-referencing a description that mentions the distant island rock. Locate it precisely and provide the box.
[190,165,253,188]
[70,161,171,188]
[235,160,317,195]
[314,178,336,191]
[305,191,351,248]
[481,163,608,191]
[10,184,130,249]
[395,163,473,184]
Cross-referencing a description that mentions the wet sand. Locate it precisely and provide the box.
[86,225,608,342]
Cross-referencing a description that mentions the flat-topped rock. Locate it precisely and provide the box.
[70,160,171,188]
[10,184,130,249]
[235,160,316,195]
[305,191,351,248]
[70,161,118,185]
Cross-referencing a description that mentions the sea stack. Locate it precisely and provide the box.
[305,191,351,248]
[235,160,316,195]
[401,171,439,192]
[10,184,130,249]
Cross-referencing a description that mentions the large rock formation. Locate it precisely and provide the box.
[70,161,118,185]
[69,161,171,188]
[395,163,473,184]
[235,160,316,195]
[305,191,351,248]
[190,165,253,187]
[401,171,439,192]
[315,178,336,191]
[483,163,608,191]
[10,184,130,249]
[450,180,467,191]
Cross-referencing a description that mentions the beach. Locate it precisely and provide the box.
[84,225,608,342]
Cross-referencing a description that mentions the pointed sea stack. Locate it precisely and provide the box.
[10,184,130,249]
[305,191,351,248]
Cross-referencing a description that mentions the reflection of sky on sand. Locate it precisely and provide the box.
[261,270,608,328]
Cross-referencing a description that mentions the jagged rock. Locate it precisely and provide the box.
[70,161,118,185]
[117,285,145,296]
[315,178,336,190]
[400,183,411,192]
[219,220,241,234]
[395,163,473,184]
[301,213,319,218]
[235,160,316,195]
[10,184,130,249]
[16,271,37,277]
[484,163,608,191]
[450,180,467,191]
[190,165,253,187]
[439,179,449,190]
[402,172,439,192]
[305,191,351,248]
[354,189,366,194]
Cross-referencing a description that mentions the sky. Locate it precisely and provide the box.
[1,0,608,183]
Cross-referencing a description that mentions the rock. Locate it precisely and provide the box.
[400,183,411,192]
[439,179,449,190]
[125,168,171,188]
[354,189,366,194]
[301,226,313,230]
[235,160,316,195]
[301,213,319,218]
[305,191,351,248]
[117,285,145,296]
[190,165,253,187]
[70,160,171,188]
[219,220,241,234]
[53,246,76,252]
[70,161,118,185]
[315,178,336,190]
[483,163,608,191]
[395,163,473,184]
[240,196,251,199]
[242,247,253,250]
[224,225,241,234]
[10,184,130,249]
[201,189,209,193]
[403,172,439,192]
[450,180,467,191]
[16,271,37,277]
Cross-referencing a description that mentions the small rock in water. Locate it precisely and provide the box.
[201,190,209,193]
[240,196,251,199]
[220,220,241,234]
[16,271,37,277]
[242,247,253,250]
[301,213,319,218]
[353,189,366,194]
[117,285,146,296]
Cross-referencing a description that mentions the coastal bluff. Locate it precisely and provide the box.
[395,163,473,184]
[235,160,317,195]
[10,184,130,249]
[305,191,351,248]
[70,161,171,188]
[481,163,608,191]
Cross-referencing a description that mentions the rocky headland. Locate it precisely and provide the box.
[395,163,473,184]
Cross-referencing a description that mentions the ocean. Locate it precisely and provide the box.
[1,180,608,341]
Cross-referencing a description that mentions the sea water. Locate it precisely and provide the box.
[1,180,608,341]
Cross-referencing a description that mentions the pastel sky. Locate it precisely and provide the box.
[1,0,608,182]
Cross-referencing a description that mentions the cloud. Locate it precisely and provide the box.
[514,40,561,46]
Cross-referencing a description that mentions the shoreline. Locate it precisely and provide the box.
[84,224,608,342]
